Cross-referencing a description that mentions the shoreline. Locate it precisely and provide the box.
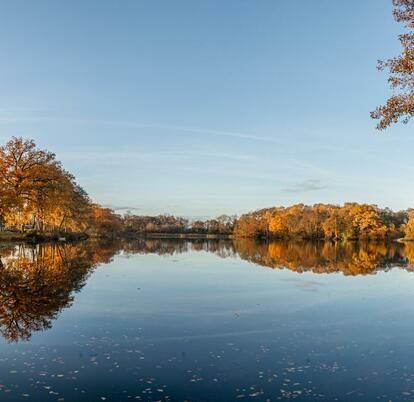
[2,230,413,244]
[0,231,88,243]
[0,231,234,244]
[123,232,234,240]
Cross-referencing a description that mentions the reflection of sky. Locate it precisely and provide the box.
[1,250,414,400]
[60,251,414,328]
[1,1,414,216]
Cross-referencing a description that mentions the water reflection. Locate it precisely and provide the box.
[123,238,414,275]
[233,240,411,275]
[1,239,414,343]
[0,242,119,342]
[122,238,237,258]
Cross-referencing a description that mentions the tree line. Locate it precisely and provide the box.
[234,203,414,241]
[0,137,235,238]
[1,137,414,241]
[123,213,235,235]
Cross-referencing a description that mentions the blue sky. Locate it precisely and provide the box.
[1,0,413,217]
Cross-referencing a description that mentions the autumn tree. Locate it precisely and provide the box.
[233,208,273,238]
[268,214,288,238]
[371,0,414,129]
[191,220,206,233]
[204,215,236,234]
[321,207,344,239]
[0,137,60,228]
[341,204,389,240]
[403,216,414,239]
[86,205,123,237]
[0,137,96,234]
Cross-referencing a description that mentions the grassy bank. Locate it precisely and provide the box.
[0,231,27,242]
[0,231,88,243]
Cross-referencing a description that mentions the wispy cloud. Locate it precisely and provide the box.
[59,150,256,162]
[0,108,47,113]
[110,122,278,143]
[103,205,142,212]
[0,113,344,156]
[282,179,326,193]
[0,114,285,144]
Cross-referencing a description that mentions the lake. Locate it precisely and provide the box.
[1,239,414,401]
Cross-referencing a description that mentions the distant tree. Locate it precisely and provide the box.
[371,0,414,129]
[403,216,414,239]
[87,205,123,237]
[268,214,288,238]
[236,203,405,241]
[321,207,344,240]
[191,220,206,233]
[233,208,271,238]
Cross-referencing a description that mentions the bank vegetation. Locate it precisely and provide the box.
[1,137,414,242]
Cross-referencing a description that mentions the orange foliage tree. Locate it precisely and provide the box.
[371,0,414,129]
[0,137,122,236]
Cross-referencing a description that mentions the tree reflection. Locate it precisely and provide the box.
[3,239,414,343]
[233,240,409,275]
[122,239,414,276]
[0,242,118,343]
[122,238,237,258]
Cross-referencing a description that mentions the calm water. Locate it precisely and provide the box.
[1,239,414,401]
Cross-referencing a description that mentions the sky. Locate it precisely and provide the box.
[0,0,413,217]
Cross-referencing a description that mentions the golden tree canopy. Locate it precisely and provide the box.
[372,0,414,129]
